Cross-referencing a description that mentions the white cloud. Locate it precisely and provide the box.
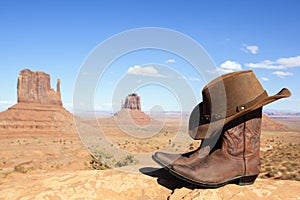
[276,56,300,67]
[246,55,300,70]
[218,60,242,73]
[247,46,259,54]
[245,60,285,69]
[242,45,259,54]
[220,60,242,71]
[208,60,242,74]
[127,65,165,77]
[261,77,269,81]
[165,59,176,63]
[272,71,293,78]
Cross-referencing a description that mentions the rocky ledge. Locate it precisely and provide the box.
[0,168,299,200]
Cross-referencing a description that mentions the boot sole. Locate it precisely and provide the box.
[152,154,172,169]
[152,154,258,188]
[168,167,258,188]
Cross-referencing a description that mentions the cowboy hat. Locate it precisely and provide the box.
[189,70,291,139]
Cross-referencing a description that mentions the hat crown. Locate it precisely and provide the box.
[202,70,267,120]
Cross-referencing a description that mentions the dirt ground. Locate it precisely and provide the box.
[0,116,299,183]
[0,131,90,179]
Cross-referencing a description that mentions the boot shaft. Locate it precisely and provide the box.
[244,116,262,174]
[222,108,262,174]
[244,117,261,158]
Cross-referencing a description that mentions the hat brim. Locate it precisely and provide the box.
[189,88,291,140]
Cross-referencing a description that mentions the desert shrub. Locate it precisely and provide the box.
[88,149,114,170]
[87,148,138,170]
[14,165,27,173]
[260,142,300,181]
[115,154,138,167]
[14,162,34,173]
[89,154,111,170]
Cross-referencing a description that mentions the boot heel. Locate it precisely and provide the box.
[238,174,258,186]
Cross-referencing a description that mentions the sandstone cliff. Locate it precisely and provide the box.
[115,93,151,126]
[114,108,151,126]
[0,69,74,132]
[0,103,74,132]
[17,69,62,106]
[122,93,141,110]
[262,114,289,131]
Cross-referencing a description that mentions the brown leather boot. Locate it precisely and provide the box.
[153,145,210,167]
[152,132,223,168]
[170,108,262,188]
[152,103,222,168]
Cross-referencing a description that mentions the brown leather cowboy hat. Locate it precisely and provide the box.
[189,70,291,139]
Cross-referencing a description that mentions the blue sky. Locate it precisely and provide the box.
[0,0,299,112]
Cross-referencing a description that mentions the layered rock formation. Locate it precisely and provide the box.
[122,93,141,110]
[17,69,62,105]
[262,114,289,131]
[169,178,300,199]
[114,108,151,126]
[0,69,74,132]
[0,103,74,132]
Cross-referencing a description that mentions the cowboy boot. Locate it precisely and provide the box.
[152,101,223,168]
[170,108,262,188]
[152,132,222,168]
[153,144,210,167]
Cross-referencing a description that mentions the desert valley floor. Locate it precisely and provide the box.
[0,115,299,199]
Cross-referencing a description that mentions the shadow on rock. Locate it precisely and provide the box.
[139,167,200,190]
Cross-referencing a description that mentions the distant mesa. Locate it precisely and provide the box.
[0,69,289,133]
[262,114,289,131]
[122,93,141,110]
[0,69,74,132]
[114,93,151,126]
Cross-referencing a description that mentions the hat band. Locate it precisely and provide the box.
[202,90,267,122]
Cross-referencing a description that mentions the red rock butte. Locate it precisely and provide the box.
[0,69,75,132]
[114,93,151,126]
[122,93,141,110]
[17,69,62,105]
